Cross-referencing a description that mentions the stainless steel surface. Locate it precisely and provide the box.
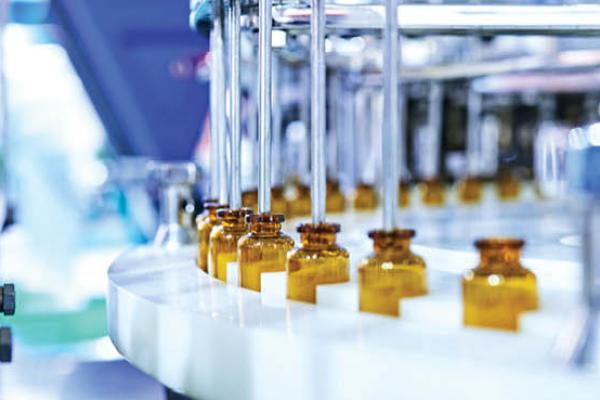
[258,0,272,214]
[310,0,326,224]
[213,0,229,205]
[229,0,242,210]
[149,162,197,250]
[381,0,398,231]
[267,4,600,35]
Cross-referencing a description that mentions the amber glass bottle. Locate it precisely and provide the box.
[418,178,446,207]
[462,238,538,331]
[288,181,311,217]
[242,189,258,212]
[457,176,483,205]
[358,229,427,317]
[209,208,253,282]
[271,186,289,216]
[326,179,346,213]
[196,201,228,273]
[287,223,350,303]
[238,213,294,292]
[353,182,379,211]
[399,180,411,208]
[496,169,521,201]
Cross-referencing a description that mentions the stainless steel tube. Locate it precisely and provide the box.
[310,0,326,224]
[258,0,272,214]
[382,0,399,231]
[213,0,228,205]
[229,0,242,209]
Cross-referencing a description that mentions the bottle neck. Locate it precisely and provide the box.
[300,232,337,249]
[479,247,522,271]
[249,221,282,237]
[373,237,411,256]
[221,216,247,232]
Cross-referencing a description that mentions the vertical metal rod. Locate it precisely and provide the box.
[258,0,272,214]
[466,86,482,176]
[398,86,407,180]
[209,28,221,200]
[271,55,282,187]
[426,82,443,178]
[213,0,228,205]
[382,0,399,231]
[229,0,242,209]
[310,0,326,224]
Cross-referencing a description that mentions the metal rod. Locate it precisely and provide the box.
[398,85,407,181]
[229,0,242,210]
[382,0,399,231]
[266,4,600,36]
[424,82,443,178]
[209,25,221,200]
[258,0,272,214]
[466,86,482,177]
[310,0,326,224]
[271,55,282,187]
[213,0,228,205]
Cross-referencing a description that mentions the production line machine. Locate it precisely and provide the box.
[108,2,600,399]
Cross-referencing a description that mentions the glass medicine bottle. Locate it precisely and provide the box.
[496,169,521,201]
[457,176,483,205]
[399,180,411,208]
[326,179,346,214]
[271,186,289,216]
[209,208,253,282]
[353,182,379,211]
[287,223,349,303]
[462,238,538,331]
[238,214,294,292]
[242,189,258,212]
[358,229,427,317]
[419,178,446,207]
[196,201,227,273]
[288,181,311,217]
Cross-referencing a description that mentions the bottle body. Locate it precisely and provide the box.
[419,178,446,207]
[457,176,483,205]
[242,189,258,212]
[209,208,252,282]
[496,170,521,201]
[462,238,538,331]
[326,180,346,213]
[353,182,379,211]
[287,224,349,303]
[271,186,289,216]
[399,181,411,208]
[358,230,427,317]
[196,202,225,272]
[238,214,294,292]
[288,182,311,217]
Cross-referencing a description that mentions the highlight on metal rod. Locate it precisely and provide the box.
[426,81,443,178]
[258,0,272,214]
[310,0,326,224]
[213,0,228,205]
[382,0,399,231]
[466,86,482,177]
[229,0,242,210]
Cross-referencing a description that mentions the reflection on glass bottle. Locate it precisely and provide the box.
[418,178,446,207]
[242,189,258,212]
[358,229,426,317]
[287,223,349,303]
[271,186,288,216]
[209,208,253,282]
[462,238,538,331]
[399,180,411,208]
[496,169,521,201]
[238,214,294,292]
[457,176,483,205]
[353,182,379,211]
[196,201,228,273]
[326,179,346,213]
[288,180,311,217]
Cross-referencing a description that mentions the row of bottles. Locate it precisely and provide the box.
[239,172,525,216]
[196,200,538,332]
